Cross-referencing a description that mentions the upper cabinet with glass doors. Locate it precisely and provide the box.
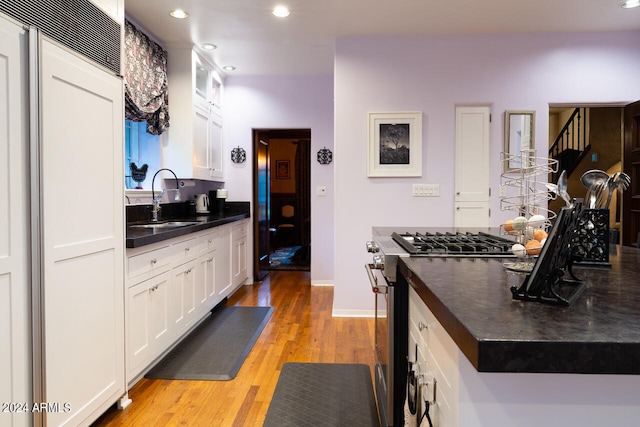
[165,47,224,181]
[194,55,222,113]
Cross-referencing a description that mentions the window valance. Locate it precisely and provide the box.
[124,20,169,135]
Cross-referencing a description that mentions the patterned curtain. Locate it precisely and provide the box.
[124,20,170,135]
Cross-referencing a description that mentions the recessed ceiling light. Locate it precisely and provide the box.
[223,66,236,72]
[272,6,290,17]
[169,9,189,19]
[201,43,217,50]
[621,0,640,8]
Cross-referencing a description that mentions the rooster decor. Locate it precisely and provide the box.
[130,162,148,189]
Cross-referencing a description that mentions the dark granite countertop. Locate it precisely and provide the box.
[399,246,640,374]
[126,201,250,248]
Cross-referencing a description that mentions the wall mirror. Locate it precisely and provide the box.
[504,110,535,172]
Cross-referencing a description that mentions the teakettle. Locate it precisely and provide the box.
[194,194,210,213]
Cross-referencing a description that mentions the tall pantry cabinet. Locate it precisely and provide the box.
[0,0,126,425]
[0,14,31,427]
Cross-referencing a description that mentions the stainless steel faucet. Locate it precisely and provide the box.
[151,168,181,222]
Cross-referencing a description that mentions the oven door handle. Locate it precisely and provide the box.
[365,263,388,294]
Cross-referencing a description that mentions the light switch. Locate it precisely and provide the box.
[412,184,439,197]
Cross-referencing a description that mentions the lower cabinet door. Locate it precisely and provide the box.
[197,251,217,314]
[172,258,198,336]
[127,271,171,381]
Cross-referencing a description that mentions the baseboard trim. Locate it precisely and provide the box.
[311,280,333,287]
[331,309,375,318]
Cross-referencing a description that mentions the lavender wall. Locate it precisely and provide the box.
[223,75,335,284]
[333,31,640,315]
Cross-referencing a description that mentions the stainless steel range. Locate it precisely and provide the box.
[366,227,515,427]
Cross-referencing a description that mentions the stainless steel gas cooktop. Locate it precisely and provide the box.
[391,231,516,257]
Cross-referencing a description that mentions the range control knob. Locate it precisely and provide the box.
[372,254,384,269]
[366,241,380,253]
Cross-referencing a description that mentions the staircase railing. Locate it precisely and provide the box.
[549,107,589,181]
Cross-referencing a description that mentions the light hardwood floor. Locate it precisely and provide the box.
[93,270,376,426]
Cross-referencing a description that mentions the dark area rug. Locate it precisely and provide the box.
[145,306,273,381]
[264,363,380,427]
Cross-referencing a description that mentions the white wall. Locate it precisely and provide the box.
[223,75,335,284]
[333,31,640,315]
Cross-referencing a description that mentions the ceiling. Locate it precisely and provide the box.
[125,0,640,76]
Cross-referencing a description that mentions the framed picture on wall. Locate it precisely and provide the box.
[276,160,290,179]
[367,111,422,177]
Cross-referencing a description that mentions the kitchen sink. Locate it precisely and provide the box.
[128,221,202,229]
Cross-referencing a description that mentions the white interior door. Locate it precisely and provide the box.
[455,106,491,228]
[0,15,31,427]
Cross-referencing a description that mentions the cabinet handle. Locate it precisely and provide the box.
[418,320,435,331]
[185,247,190,252]
[151,258,157,264]
[208,239,213,244]
[149,284,159,292]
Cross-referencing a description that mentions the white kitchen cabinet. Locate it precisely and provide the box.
[127,271,171,380]
[166,47,224,181]
[216,223,233,298]
[39,36,125,426]
[197,229,219,314]
[193,53,222,112]
[125,224,247,386]
[170,236,200,337]
[0,5,126,425]
[197,251,217,314]
[408,285,640,427]
[232,220,248,287]
[172,257,199,337]
[409,286,458,426]
[0,15,30,427]
[126,241,174,384]
[209,111,224,181]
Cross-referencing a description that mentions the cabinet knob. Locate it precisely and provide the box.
[151,258,157,264]
[185,247,190,252]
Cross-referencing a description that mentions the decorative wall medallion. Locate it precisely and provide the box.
[231,146,246,163]
[317,147,333,164]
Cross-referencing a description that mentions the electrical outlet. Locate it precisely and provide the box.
[413,184,439,197]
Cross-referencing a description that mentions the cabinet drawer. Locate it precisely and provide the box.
[199,229,218,253]
[172,236,200,264]
[232,221,247,239]
[127,245,172,280]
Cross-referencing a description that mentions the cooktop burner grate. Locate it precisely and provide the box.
[391,231,515,256]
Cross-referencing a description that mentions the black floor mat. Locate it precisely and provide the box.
[145,306,273,381]
[264,362,380,426]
